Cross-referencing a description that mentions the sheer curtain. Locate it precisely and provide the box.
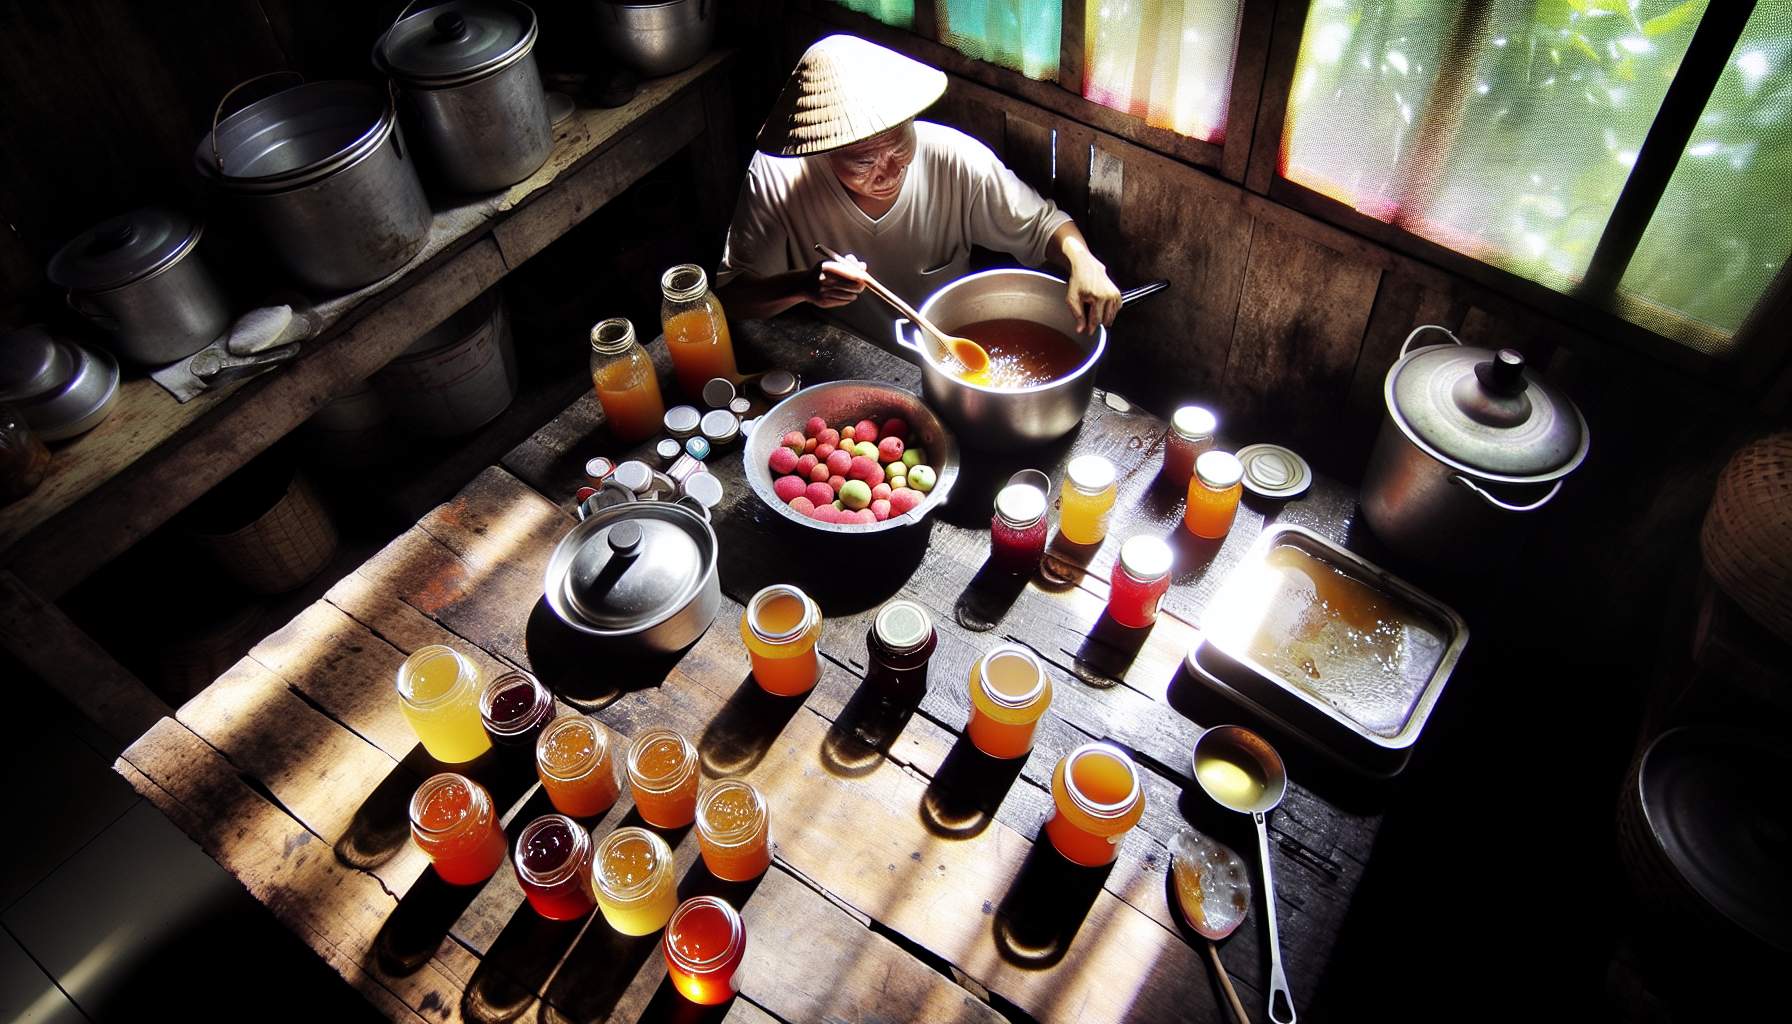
[1083,1,1243,142]
[935,1,1062,81]
[835,0,916,30]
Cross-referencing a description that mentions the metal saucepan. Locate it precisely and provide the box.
[894,270,1167,447]
[594,0,717,78]
[543,495,720,652]
[48,208,230,365]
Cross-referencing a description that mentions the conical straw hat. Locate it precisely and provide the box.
[756,35,948,157]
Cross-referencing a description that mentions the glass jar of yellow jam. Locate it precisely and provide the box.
[626,729,700,828]
[695,779,771,882]
[1044,742,1145,866]
[741,584,823,697]
[592,826,678,935]
[396,645,491,763]
[1058,454,1118,545]
[965,644,1053,760]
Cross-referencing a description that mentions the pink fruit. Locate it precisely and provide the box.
[854,419,879,442]
[840,425,855,440]
[810,463,831,483]
[805,482,835,507]
[796,454,818,476]
[803,437,818,453]
[826,449,853,475]
[814,443,835,462]
[872,482,892,501]
[781,430,806,452]
[790,496,815,516]
[817,428,840,448]
[848,456,884,486]
[806,416,828,436]
[877,436,904,463]
[768,447,799,475]
[774,475,806,502]
[881,418,908,440]
[888,488,923,515]
[871,499,892,521]
[827,474,847,493]
[809,505,837,522]
[855,509,878,524]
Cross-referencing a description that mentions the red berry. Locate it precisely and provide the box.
[781,430,806,452]
[827,474,847,494]
[790,496,815,516]
[810,463,831,483]
[872,482,892,501]
[871,499,892,521]
[881,418,908,440]
[826,449,853,475]
[805,482,835,507]
[806,416,828,436]
[769,447,799,475]
[888,488,923,515]
[774,475,806,502]
[854,419,879,442]
[817,428,840,448]
[877,437,904,463]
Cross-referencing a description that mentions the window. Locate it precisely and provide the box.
[1083,1,1244,142]
[836,0,917,30]
[935,1,1063,80]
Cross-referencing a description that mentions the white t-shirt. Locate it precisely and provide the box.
[717,121,1073,344]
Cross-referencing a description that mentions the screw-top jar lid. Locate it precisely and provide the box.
[758,369,798,400]
[664,405,702,438]
[1118,535,1174,582]
[1170,405,1217,442]
[1236,443,1312,500]
[873,599,934,656]
[377,0,539,85]
[48,208,203,293]
[1195,450,1244,490]
[701,377,735,409]
[1066,454,1116,494]
[1388,341,1588,481]
[700,409,740,445]
[977,644,1047,708]
[995,482,1047,528]
[561,503,714,631]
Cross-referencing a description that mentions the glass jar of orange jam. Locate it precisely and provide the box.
[664,896,747,1004]
[1185,450,1245,540]
[965,644,1053,759]
[661,265,738,398]
[695,780,771,882]
[626,729,700,828]
[1044,742,1146,866]
[741,584,823,697]
[408,773,507,885]
[589,317,665,443]
[593,826,678,935]
[535,715,621,818]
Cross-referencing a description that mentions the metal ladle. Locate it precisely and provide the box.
[813,243,993,379]
[1193,725,1297,1024]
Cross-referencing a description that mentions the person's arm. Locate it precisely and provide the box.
[716,256,870,320]
[1045,221,1123,334]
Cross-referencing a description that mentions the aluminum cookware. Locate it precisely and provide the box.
[544,495,720,652]
[1360,325,1588,565]
[376,0,553,193]
[0,327,118,442]
[48,208,229,365]
[197,75,433,293]
[594,0,717,78]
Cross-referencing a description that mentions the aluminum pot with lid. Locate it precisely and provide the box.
[196,75,433,293]
[376,1,553,193]
[1360,325,1589,565]
[544,495,721,652]
[48,208,229,365]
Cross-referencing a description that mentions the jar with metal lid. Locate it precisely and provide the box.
[966,644,1052,759]
[1186,451,1244,540]
[741,584,823,696]
[865,599,936,703]
[991,481,1048,573]
[1108,535,1174,628]
[661,265,737,398]
[1161,406,1217,487]
[1044,742,1145,866]
[48,208,229,365]
[1058,454,1117,545]
[375,0,553,193]
[589,318,664,443]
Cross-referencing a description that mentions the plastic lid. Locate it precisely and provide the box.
[48,208,201,292]
[1118,535,1174,581]
[1389,343,1587,481]
[684,436,712,460]
[1065,454,1116,494]
[1195,450,1244,490]
[562,505,711,630]
[379,1,536,84]
[1236,444,1312,500]
[873,599,933,654]
[994,483,1047,527]
[1170,406,1218,441]
[664,405,701,437]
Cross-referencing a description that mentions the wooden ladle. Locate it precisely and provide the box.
[813,243,991,378]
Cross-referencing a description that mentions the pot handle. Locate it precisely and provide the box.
[892,317,922,355]
[212,71,306,173]
[1450,474,1563,513]
[1119,280,1171,307]
[65,291,119,331]
[1399,324,1463,360]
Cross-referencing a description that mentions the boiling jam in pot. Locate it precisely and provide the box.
[949,318,1088,388]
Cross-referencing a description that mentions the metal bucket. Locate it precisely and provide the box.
[594,0,717,78]
[373,290,517,436]
[197,77,434,293]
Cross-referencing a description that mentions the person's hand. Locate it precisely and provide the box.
[808,254,868,309]
[1065,257,1122,334]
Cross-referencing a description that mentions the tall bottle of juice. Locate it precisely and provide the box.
[589,318,665,443]
[661,265,738,398]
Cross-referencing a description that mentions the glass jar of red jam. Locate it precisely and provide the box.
[513,814,596,920]
[664,896,747,1004]
[1107,535,1175,628]
[991,481,1048,574]
[478,670,557,749]
[864,599,936,703]
[408,773,507,885]
[1161,406,1217,487]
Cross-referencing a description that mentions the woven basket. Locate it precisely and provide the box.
[1701,433,1792,644]
[191,473,338,595]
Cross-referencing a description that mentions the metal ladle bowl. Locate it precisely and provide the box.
[1194,725,1297,1024]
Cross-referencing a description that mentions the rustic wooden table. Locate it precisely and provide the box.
[116,314,1390,1023]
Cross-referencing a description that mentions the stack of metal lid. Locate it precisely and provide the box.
[0,325,119,440]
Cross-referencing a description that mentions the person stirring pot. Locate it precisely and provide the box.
[716,34,1123,343]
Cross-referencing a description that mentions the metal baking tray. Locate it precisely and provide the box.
[1184,524,1468,776]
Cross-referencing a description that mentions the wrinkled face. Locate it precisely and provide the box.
[825,123,917,203]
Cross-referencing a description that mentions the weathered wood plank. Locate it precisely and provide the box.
[1004,110,1056,200]
[930,79,1008,161]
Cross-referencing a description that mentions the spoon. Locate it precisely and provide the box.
[1171,827,1254,1024]
[1192,725,1298,1024]
[812,243,992,378]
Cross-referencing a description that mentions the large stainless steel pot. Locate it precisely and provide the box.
[196,77,433,293]
[544,496,721,652]
[48,208,229,365]
[595,0,717,78]
[1360,325,1589,565]
[376,1,553,193]
[895,268,1103,448]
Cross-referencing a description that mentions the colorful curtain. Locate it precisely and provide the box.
[834,0,916,30]
[1083,1,1243,142]
[935,1,1062,81]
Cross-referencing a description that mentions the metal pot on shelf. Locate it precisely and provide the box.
[196,75,434,293]
[594,0,717,78]
[1360,325,1589,565]
[48,208,230,365]
[543,496,721,653]
[375,0,554,193]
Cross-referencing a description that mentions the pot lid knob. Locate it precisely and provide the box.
[1452,348,1533,429]
[92,222,139,252]
[607,520,643,557]
[433,12,470,42]
[1476,349,1528,397]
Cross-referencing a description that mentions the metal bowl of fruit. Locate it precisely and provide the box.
[743,380,959,534]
